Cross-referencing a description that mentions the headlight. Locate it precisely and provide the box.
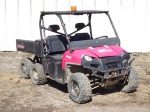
[84,56,92,61]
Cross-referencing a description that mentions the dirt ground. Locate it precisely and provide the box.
[0,51,150,112]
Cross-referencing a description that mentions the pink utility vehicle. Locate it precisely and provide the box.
[16,10,139,103]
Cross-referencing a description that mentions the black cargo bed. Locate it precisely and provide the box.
[16,39,42,56]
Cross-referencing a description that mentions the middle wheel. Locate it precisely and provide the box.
[30,63,47,85]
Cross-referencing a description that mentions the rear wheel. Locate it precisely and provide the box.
[30,63,47,85]
[19,58,32,79]
[67,73,92,103]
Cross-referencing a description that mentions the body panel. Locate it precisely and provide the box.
[62,45,126,69]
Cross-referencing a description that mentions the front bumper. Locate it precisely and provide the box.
[82,57,135,79]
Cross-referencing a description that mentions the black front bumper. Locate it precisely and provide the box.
[82,54,134,79]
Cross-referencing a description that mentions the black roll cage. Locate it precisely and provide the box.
[39,10,120,56]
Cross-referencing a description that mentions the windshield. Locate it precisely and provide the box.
[43,13,116,38]
[91,13,116,38]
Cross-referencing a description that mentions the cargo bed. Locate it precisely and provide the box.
[16,39,42,56]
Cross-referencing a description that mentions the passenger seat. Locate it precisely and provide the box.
[71,23,91,41]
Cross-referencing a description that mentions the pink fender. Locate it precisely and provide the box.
[62,49,98,69]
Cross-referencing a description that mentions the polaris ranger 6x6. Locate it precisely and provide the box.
[16,10,139,103]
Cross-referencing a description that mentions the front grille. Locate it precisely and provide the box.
[106,63,119,69]
[106,57,119,63]
[100,56,121,70]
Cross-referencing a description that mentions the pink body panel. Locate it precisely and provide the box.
[62,45,126,69]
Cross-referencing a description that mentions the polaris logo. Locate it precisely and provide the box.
[66,55,72,59]
[17,44,25,49]
[98,49,112,53]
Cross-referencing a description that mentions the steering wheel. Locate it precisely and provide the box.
[95,35,108,39]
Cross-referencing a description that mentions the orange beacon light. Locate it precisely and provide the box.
[71,6,77,11]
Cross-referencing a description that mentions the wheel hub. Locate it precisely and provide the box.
[71,80,80,96]
[22,63,26,73]
[33,69,38,80]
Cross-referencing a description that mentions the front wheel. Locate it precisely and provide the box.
[67,73,92,104]
[120,67,139,93]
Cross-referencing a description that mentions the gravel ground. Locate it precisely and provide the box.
[0,51,150,112]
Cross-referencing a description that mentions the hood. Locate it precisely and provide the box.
[87,45,124,57]
[72,45,124,58]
